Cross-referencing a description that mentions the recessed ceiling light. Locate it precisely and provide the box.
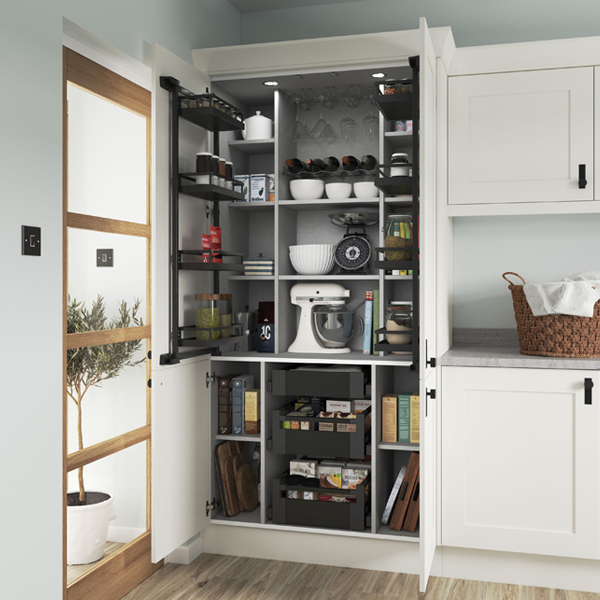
[263,80,279,86]
[372,72,386,79]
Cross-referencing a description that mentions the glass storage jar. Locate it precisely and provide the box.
[385,301,413,354]
[390,152,410,177]
[383,213,413,261]
[217,294,232,338]
[195,294,221,341]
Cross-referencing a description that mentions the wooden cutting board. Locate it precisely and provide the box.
[389,451,419,531]
[215,442,241,517]
[403,471,420,532]
[236,463,259,512]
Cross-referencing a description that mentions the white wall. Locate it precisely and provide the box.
[0,3,240,599]
[452,214,600,329]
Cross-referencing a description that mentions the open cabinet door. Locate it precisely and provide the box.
[151,43,213,562]
[418,17,438,593]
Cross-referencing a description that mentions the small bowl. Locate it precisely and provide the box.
[289,244,335,275]
[353,181,378,198]
[290,179,325,200]
[325,182,353,199]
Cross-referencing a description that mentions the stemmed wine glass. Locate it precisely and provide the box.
[310,89,337,141]
[339,84,361,142]
[363,93,379,141]
[287,89,312,142]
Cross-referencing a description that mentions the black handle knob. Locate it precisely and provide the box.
[585,378,594,405]
[579,164,587,189]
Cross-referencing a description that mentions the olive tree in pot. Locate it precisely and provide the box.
[67,295,144,565]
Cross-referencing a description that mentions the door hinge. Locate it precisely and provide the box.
[206,372,216,388]
[585,377,594,405]
[147,379,152,388]
[206,498,220,516]
[147,350,152,360]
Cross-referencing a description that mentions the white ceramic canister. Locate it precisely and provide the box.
[390,152,410,177]
[242,111,273,140]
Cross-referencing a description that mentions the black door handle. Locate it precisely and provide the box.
[579,164,587,189]
[585,378,593,405]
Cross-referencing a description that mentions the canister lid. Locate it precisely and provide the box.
[196,151,212,156]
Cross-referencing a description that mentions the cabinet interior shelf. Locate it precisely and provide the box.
[179,106,243,132]
[228,201,274,211]
[378,441,420,452]
[228,138,275,154]
[229,275,275,281]
[179,262,245,272]
[279,274,379,281]
[384,131,413,148]
[376,94,414,122]
[375,177,413,196]
[215,434,261,442]
[179,335,246,348]
[179,182,245,202]
[279,198,380,210]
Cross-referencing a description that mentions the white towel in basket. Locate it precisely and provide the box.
[523,271,600,318]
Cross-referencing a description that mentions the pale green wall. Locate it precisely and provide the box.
[0,3,239,599]
[239,0,600,47]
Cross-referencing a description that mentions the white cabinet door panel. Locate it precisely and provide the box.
[442,367,600,560]
[449,68,594,205]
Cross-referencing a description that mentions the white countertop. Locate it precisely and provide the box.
[440,346,600,370]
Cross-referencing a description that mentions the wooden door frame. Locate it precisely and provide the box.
[63,47,161,600]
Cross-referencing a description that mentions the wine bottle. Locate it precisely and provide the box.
[360,154,378,171]
[285,158,309,174]
[323,156,340,172]
[306,158,327,172]
[342,155,359,171]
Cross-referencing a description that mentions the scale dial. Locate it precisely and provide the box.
[334,235,371,271]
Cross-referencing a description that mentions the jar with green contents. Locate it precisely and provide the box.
[383,213,413,261]
[195,294,221,341]
[217,294,232,338]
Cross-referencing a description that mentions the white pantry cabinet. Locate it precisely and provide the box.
[441,366,600,560]
[448,68,594,206]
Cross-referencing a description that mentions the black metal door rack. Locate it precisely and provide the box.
[159,76,247,365]
[373,56,420,368]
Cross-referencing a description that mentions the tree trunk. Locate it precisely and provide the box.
[77,397,85,503]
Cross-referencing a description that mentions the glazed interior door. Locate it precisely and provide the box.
[64,48,160,600]
[151,42,212,563]
[418,16,438,593]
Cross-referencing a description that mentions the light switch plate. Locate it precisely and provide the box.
[97,249,114,267]
[22,226,41,256]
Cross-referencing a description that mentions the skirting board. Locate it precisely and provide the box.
[166,533,204,565]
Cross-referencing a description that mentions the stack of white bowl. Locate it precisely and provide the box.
[289,244,335,275]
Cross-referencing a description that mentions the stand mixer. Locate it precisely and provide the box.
[288,283,363,353]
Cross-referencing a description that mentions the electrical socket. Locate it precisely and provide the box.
[97,249,114,267]
[22,226,41,256]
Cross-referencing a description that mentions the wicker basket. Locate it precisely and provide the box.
[503,272,600,358]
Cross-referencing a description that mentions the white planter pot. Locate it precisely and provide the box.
[67,490,117,565]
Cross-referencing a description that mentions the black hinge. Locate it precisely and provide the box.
[579,164,588,189]
[147,379,152,388]
[206,372,216,388]
[206,498,220,516]
[147,350,152,360]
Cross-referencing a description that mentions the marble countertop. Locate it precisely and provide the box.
[440,346,600,370]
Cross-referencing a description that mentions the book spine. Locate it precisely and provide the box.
[217,377,232,435]
[244,389,260,435]
[382,394,397,443]
[410,394,420,444]
[232,379,244,435]
[397,394,411,443]
[362,291,373,355]
[372,289,380,356]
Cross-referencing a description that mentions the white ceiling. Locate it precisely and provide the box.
[228,0,360,13]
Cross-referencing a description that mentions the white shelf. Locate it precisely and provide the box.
[375,523,420,540]
[378,441,420,452]
[227,201,274,211]
[228,138,275,154]
[384,275,413,281]
[384,196,412,205]
[211,350,412,366]
[279,198,380,211]
[384,131,413,148]
[228,275,275,281]
[215,434,261,442]
[280,274,379,281]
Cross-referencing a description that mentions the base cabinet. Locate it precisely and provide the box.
[441,366,600,560]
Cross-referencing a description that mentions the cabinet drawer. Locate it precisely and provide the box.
[271,472,369,531]
[272,367,365,398]
[272,403,371,459]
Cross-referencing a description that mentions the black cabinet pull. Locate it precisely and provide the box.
[579,164,587,189]
[585,378,594,405]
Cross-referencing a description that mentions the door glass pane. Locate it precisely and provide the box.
[67,84,147,224]
[67,442,147,584]
[68,228,147,329]
[67,340,147,453]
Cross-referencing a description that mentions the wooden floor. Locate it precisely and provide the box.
[120,553,599,600]
[67,542,125,584]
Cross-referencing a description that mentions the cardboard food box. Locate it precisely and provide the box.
[342,465,370,489]
[318,422,334,432]
[244,389,260,435]
[337,423,357,433]
[234,174,250,202]
[326,399,353,413]
[250,174,269,202]
[382,393,398,443]
[290,459,318,478]
[318,464,343,489]
[300,421,314,431]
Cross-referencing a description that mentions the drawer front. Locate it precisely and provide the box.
[272,369,365,398]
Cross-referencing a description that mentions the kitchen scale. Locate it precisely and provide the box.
[329,212,378,275]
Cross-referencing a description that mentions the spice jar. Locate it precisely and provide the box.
[399,78,412,94]
[384,213,412,261]
[225,161,233,190]
[218,158,227,186]
[211,155,220,186]
[217,294,232,338]
[195,152,212,184]
[195,294,221,341]
[385,302,412,354]
[390,152,410,177]
[201,94,211,108]
[383,79,399,95]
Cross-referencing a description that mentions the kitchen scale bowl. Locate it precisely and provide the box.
[313,305,364,348]
[329,212,379,228]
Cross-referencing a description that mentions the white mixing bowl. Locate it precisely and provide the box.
[289,244,335,275]
[353,181,378,198]
[325,182,353,199]
[290,179,325,200]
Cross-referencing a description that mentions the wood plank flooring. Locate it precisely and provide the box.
[121,554,600,600]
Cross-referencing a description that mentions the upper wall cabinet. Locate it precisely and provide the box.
[448,67,594,207]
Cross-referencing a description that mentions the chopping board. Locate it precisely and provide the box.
[235,463,259,512]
